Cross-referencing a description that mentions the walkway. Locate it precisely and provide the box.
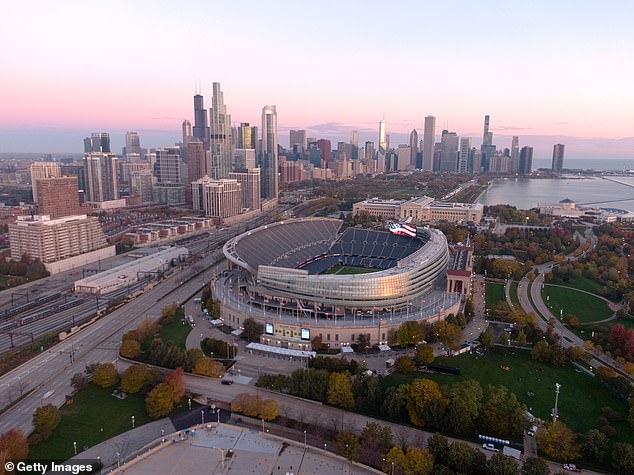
[505,279,515,311]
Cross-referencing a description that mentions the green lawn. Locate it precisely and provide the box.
[549,275,607,297]
[159,317,191,349]
[542,285,613,323]
[510,282,520,308]
[322,265,380,275]
[383,350,634,443]
[28,384,153,461]
[485,282,506,309]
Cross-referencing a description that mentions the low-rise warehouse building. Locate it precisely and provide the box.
[74,246,189,295]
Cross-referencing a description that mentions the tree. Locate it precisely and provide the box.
[359,423,392,468]
[93,363,119,388]
[395,355,415,374]
[549,344,569,368]
[583,429,608,464]
[445,379,483,435]
[164,367,185,403]
[70,372,87,392]
[121,365,150,394]
[521,457,550,475]
[531,340,551,363]
[120,339,141,359]
[404,379,445,428]
[499,331,510,346]
[335,431,360,462]
[516,330,527,346]
[436,321,463,351]
[357,333,371,352]
[0,429,28,461]
[193,357,225,377]
[311,335,323,351]
[259,398,278,421]
[32,404,60,440]
[385,446,406,474]
[487,452,519,475]
[398,321,425,347]
[446,442,477,474]
[327,372,355,409]
[415,344,435,366]
[478,385,527,438]
[242,317,264,342]
[536,421,580,462]
[624,362,634,374]
[404,447,434,475]
[480,326,495,350]
[427,433,449,466]
[145,382,174,418]
[611,442,634,474]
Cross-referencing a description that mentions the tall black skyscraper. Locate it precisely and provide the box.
[519,146,533,176]
[83,132,111,153]
[552,144,565,172]
[193,94,210,148]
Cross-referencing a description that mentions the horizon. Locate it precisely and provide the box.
[1,0,633,157]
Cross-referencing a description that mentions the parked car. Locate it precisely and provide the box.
[563,464,581,472]
[482,443,499,452]
[221,379,234,385]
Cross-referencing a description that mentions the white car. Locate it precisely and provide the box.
[482,443,499,452]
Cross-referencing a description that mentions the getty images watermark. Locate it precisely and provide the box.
[4,459,101,474]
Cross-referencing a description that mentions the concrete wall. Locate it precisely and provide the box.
[44,245,116,275]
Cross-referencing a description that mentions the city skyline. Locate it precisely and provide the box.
[1,1,633,157]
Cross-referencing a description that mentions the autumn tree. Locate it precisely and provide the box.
[193,357,225,377]
[415,344,434,366]
[259,398,278,421]
[394,355,415,374]
[445,379,483,436]
[487,452,519,475]
[0,429,28,461]
[242,317,264,342]
[120,339,141,359]
[480,326,495,350]
[404,378,445,427]
[583,429,608,464]
[385,446,434,475]
[611,442,634,474]
[427,433,449,466]
[145,382,174,418]
[397,321,425,347]
[478,385,527,438]
[536,421,580,462]
[521,457,550,475]
[93,363,119,388]
[327,372,355,409]
[32,404,60,440]
[70,372,87,392]
[335,431,360,461]
[121,365,150,394]
[436,321,463,350]
[164,367,185,403]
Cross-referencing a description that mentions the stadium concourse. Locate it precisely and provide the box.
[219,218,465,350]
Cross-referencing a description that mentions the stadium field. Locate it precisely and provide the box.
[322,265,380,275]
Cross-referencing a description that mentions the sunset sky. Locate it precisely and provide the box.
[1,0,633,156]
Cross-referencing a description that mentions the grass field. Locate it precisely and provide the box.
[322,265,380,275]
[158,317,191,349]
[549,275,608,298]
[542,285,613,323]
[485,282,506,309]
[28,384,153,461]
[383,350,634,443]
[510,282,520,308]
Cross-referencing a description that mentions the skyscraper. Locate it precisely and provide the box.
[153,146,185,205]
[186,139,206,206]
[36,177,81,218]
[377,119,387,173]
[552,144,565,172]
[439,130,459,172]
[182,120,192,142]
[30,162,61,203]
[511,136,520,173]
[84,133,111,153]
[316,139,332,164]
[480,115,496,172]
[191,177,242,218]
[260,105,278,199]
[409,128,419,169]
[193,94,210,147]
[123,131,142,157]
[208,82,232,179]
[229,168,261,211]
[83,153,119,203]
[519,146,533,176]
[458,137,472,174]
[350,130,359,148]
[289,130,307,149]
[423,116,436,172]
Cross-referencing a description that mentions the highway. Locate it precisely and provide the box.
[0,208,282,434]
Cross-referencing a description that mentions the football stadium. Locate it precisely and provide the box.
[219,218,464,350]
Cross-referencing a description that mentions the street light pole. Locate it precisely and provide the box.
[131,415,135,429]
[116,452,120,469]
[303,430,307,450]
[552,383,561,423]
[201,410,204,424]
[73,441,77,456]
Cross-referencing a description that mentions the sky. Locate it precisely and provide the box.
[1,0,633,158]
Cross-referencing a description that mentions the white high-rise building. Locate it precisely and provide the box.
[458,137,472,174]
[377,119,387,173]
[260,105,278,199]
[229,168,261,211]
[397,145,412,171]
[191,177,242,218]
[209,82,232,179]
[83,153,119,203]
[439,130,460,172]
[409,129,419,169]
[423,116,436,171]
[30,162,61,203]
